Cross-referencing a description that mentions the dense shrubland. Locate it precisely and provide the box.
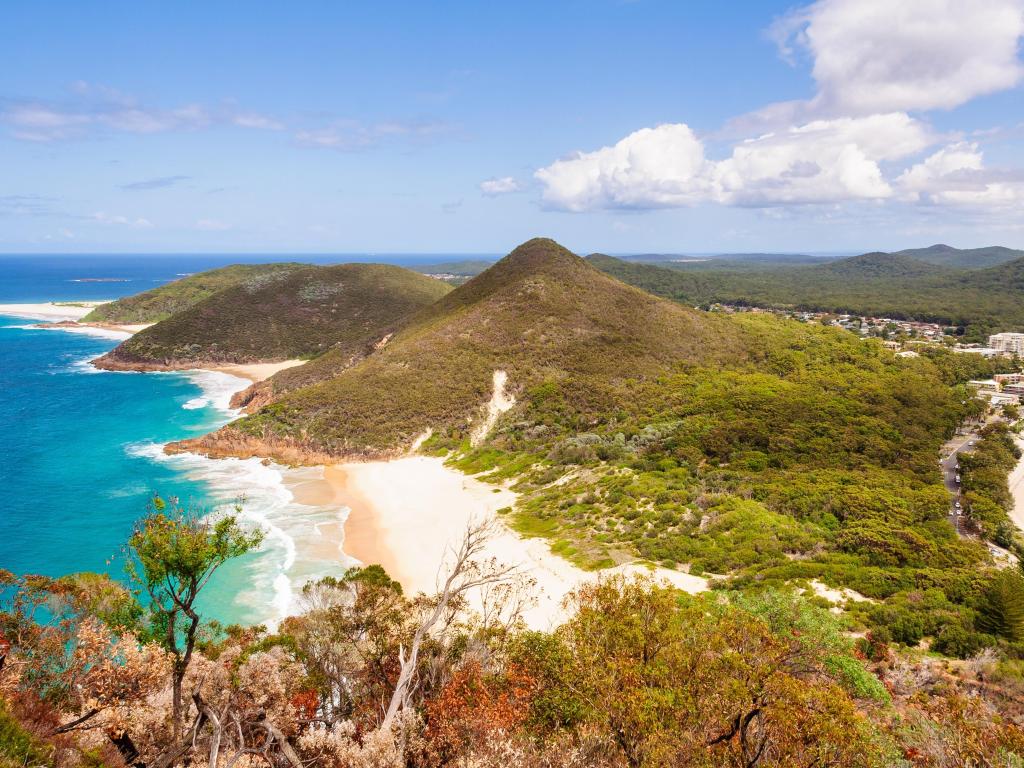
[4,505,1024,767]
[172,240,1021,653]
[96,264,450,370]
[25,239,1024,764]
[84,264,308,325]
[436,317,1014,648]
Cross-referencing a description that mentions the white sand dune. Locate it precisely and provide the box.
[335,456,707,630]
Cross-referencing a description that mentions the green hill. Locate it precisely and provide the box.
[169,238,1001,648]
[894,243,1024,269]
[809,251,946,279]
[177,238,747,460]
[83,263,307,324]
[93,263,451,373]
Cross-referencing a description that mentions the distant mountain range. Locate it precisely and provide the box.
[891,244,1024,269]
[590,246,1024,339]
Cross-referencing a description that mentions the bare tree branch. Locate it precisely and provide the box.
[382,517,517,729]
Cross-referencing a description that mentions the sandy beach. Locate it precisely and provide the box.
[6,299,702,628]
[307,455,707,629]
[0,302,104,321]
[206,360,304,383]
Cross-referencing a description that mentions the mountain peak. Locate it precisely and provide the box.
[496,237,586,275]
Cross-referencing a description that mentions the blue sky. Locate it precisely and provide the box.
[3,0,1024,255]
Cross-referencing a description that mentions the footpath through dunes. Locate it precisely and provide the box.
[83,262,308,325]
[92,263,452,379]
[171,237,750,462]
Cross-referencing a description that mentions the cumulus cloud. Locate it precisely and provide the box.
[536,115,933,210]
[537,124,713,211]
[773,0,1024,114]
[896,142,1024,208]
[479,176,523,196]
[715,113,932,205]
[535,0,1024,214]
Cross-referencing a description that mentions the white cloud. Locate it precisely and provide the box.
[1,84,282,142]
[773,0,1024,114]
[715,113,932,205]
[536,0,1024,215]
[536,115,933,210]
[896,142,1024,208]
[479,176,522,196]
[536,124,713,211]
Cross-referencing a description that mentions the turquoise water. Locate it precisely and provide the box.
[0,253,483,627]
[0,316,353,627]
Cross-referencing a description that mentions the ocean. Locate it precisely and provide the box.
[0,253,487,627]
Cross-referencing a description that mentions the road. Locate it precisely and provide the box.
[940,419,1020,566]
[940,429,980,534]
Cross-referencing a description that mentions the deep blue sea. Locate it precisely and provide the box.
[0,253,485,626]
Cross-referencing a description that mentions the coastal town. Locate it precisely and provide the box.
[708,303,1024,356]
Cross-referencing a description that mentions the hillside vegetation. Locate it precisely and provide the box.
[592,251,1024,337]
[83,262,307,324]
[94,263,451,372]
[169,238,1023,654]
[183,238,747,459]
[6,240,1024,766]
[895,243,1024,269]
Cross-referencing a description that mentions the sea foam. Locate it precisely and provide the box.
[123,371,354,628]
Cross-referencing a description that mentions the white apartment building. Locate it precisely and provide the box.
[988,332,1024,356]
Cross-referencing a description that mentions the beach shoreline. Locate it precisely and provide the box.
[0,302,104,322]
[2,304,301,384]
[7,299,706,630]
[321,455,709,629]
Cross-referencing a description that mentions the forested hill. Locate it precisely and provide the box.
[178,237,748,461]
[168,237,1018,665]
[83,262,307,324]
[810,251,948,279]
[590,251,1024,336]
[93,263,451,371]
[894,243,1024,269]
